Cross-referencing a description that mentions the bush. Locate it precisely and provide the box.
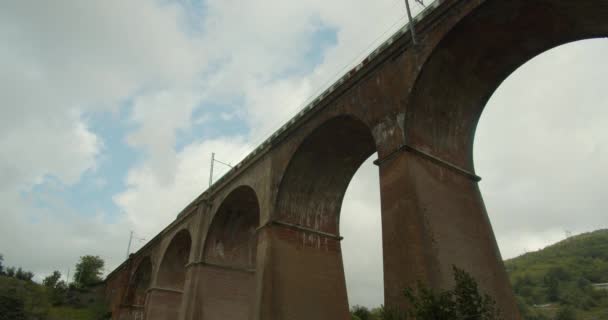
[0,290,25,320]
[403,266,502,320]
[351,305,372,320]
[555,306,576,320]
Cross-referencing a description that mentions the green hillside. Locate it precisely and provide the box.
[505,229,608,319]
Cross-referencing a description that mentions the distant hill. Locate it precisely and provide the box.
[504,229,608,319]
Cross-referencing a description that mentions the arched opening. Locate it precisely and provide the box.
[157,230,192,289]
[405,0,608,317]
[148,229,191,320]
[273,115,378,319]
[476,39,608,317]
[276,116,376,233]
[200,185,260,320]
[126,257,152,306]
[407,0,608,170]
[123,257,152,320]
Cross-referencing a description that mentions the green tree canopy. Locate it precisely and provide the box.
[351,305,372,320]
[403,266,501,320]
[42,271,62,288]
[5,267,15,278]
[73,255,104,287]
[14,268,33,282]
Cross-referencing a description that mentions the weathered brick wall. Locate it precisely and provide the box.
[146,290,183,320]
[198,266,254,320]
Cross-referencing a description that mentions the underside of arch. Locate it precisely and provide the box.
[203,185,260,269]
[157,229,192,289]
[407,0,608,171]
[276,115,377,234]
[125,257,152,307]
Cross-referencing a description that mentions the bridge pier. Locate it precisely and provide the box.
[179,263,201,320]
[145,288,184,320]
[253,223,350,320]
[197,263,255,320]
[378,148,519,319]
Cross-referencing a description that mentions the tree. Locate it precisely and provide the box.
[43,271,62,288]
[451,267,501,319]
[49,280,68,306]
[0,254,4,275]
[14,268,33,282]
[351,305,372,320]
[73,255,104,287]
[403,266,502,320]
[5,267,15,278]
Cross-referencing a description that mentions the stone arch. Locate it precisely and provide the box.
[125,257,152,307]
[268,115,377,319]
[203,185,260,268]
[199,185,260,320]
[146,229,192,320]
[275,115,377,234]
[156,229,192,289]
[406,0,608,171]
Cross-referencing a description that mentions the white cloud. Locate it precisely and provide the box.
[0,0,208,280]
[115,137,252,238]
[0,188,129,283]
[127,89,204,185]
[341,157,384,308]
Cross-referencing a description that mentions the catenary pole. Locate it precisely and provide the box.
[404,0,418,44]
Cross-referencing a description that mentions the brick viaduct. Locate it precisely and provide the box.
[103,0,608,319]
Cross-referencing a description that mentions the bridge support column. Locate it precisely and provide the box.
[180,264,201,320]
[378,149,520,319]
[253,223,350,320]
[145,288,184,320]
[197,263,255,320]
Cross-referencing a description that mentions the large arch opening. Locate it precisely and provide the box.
[148,229,191,320]
[157,230,192,289]
[405,0,608,317]
[200,185,260,320]
[273,115,379,319]
[475,39,608,318]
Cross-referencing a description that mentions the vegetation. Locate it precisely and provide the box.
[402,266,501,320]
[0,275,50,320]
[351,229,608,320]
[505,229,608,319]
[0,254,109,320]
[73,255,104,287]
[350,267,501,320]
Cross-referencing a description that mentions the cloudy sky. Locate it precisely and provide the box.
[1,0,607,309]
